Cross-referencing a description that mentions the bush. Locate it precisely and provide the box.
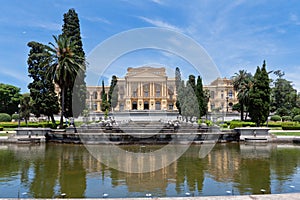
[270,115,281,122]
[0,127,3,131]
[293,115,300,122]
[11,113,19,121]
[265,121,282,127]
[229,121,256,129]
[282,122,300,130]
[282,116,292,122]
[0,113,11,122]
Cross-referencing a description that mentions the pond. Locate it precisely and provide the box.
[0,143,300,198]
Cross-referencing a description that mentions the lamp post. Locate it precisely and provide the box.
[18,104,21,128]
[226,96,229,113]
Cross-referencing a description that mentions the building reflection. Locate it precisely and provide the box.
[1,143,300,197]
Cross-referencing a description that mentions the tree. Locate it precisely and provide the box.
[0,83,22,115]
[181,81,199,121]
[27,41,59,124]
[196,76,208,118]
[248,61,271,126]
[232,70,253,121]
[100,80,109,112]
[271,70,297,116]
[62,8,87,118]
[45,35,84,128]
[175,67,182,114]
[108,75,118,111]
[20,93,31,125]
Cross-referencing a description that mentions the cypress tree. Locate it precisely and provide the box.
[248,61,271,126]
[62,8,86,118]
[175,67,182,114]
[101,80,109,112]
[196,76,208,118]
[108,75,118,111]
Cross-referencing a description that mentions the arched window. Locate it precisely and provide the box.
[93,91,98,99]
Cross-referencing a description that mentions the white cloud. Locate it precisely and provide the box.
[138,16,182,32]
[82,16,111,24]
[150,0,164,5]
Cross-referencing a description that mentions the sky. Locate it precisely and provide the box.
[1,0,300,93]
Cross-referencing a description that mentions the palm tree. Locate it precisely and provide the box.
[232,70,253,121]
[45,35,84,128]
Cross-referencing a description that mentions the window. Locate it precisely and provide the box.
[93,92,98,99]
[144,91,149,97]
[228,90,233,98]
[156,90,160,97]
[132,90,137,97]
[210,91,215,99]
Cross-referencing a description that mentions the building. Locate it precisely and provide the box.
[204,77,238,113]
[86,66,238,113]
[86,66,177,112]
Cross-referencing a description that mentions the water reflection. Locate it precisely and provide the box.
[0,143,300,198]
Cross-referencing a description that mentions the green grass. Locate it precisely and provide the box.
[272,132,300,136]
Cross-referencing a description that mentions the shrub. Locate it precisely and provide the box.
[230,121,243,129]
[0,113,11,122]
[11,113,19,121]
[282,122,300,130]
[270,115,281,122]
[282,116,292,122]
[0,127,3,131]
[265,121,282,127]
[293,115,300,122]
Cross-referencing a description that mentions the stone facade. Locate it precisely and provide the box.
[86,67,238,113]
[86,66,177,112]
[204,77,238,113]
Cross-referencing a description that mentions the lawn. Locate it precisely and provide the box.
[272,132,300,136]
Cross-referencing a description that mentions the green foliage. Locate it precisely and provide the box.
[291,107,300,118]
[108,75,118,110]
[205,120,213,126]
[270,115,282,122]
[175,67,182,114]
[0,83,22,115]
[282,122,300,130]
[293,115,300,122]
[27,41,59,123]
[282,116,292,122]
[62,9,87,118]
[0,121,59,128]
[264,121,282,127]
[229,121,256,129]
[231,70,253,121]
[0,113,11,122]
[0,127,3,131]
[248,61,271,126]
[45,34,85,128]
[11,114,19,121]
[271,70,297,116]
[195,76,208,118]
[101,80,109,112]
[180,81,199,120]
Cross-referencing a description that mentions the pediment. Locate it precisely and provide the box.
[126,67,166,78]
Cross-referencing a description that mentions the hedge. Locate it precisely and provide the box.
[293,115,300,122]
[282,116,292,122]
[282,122,300,130]
[11,113,19,121]
[229,121,256,129]
[0,113,11,122]
[264,121,282,127]
[0,122,59,129]
[0,127,3,131]
[270,115,281,122]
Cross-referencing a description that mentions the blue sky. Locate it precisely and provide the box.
[1,0,300,92]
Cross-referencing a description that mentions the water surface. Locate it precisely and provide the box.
[0,143,300,198]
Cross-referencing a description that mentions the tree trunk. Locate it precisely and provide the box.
[51,114,56,125]
[240,102,244,121]
[60,87,65,129]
